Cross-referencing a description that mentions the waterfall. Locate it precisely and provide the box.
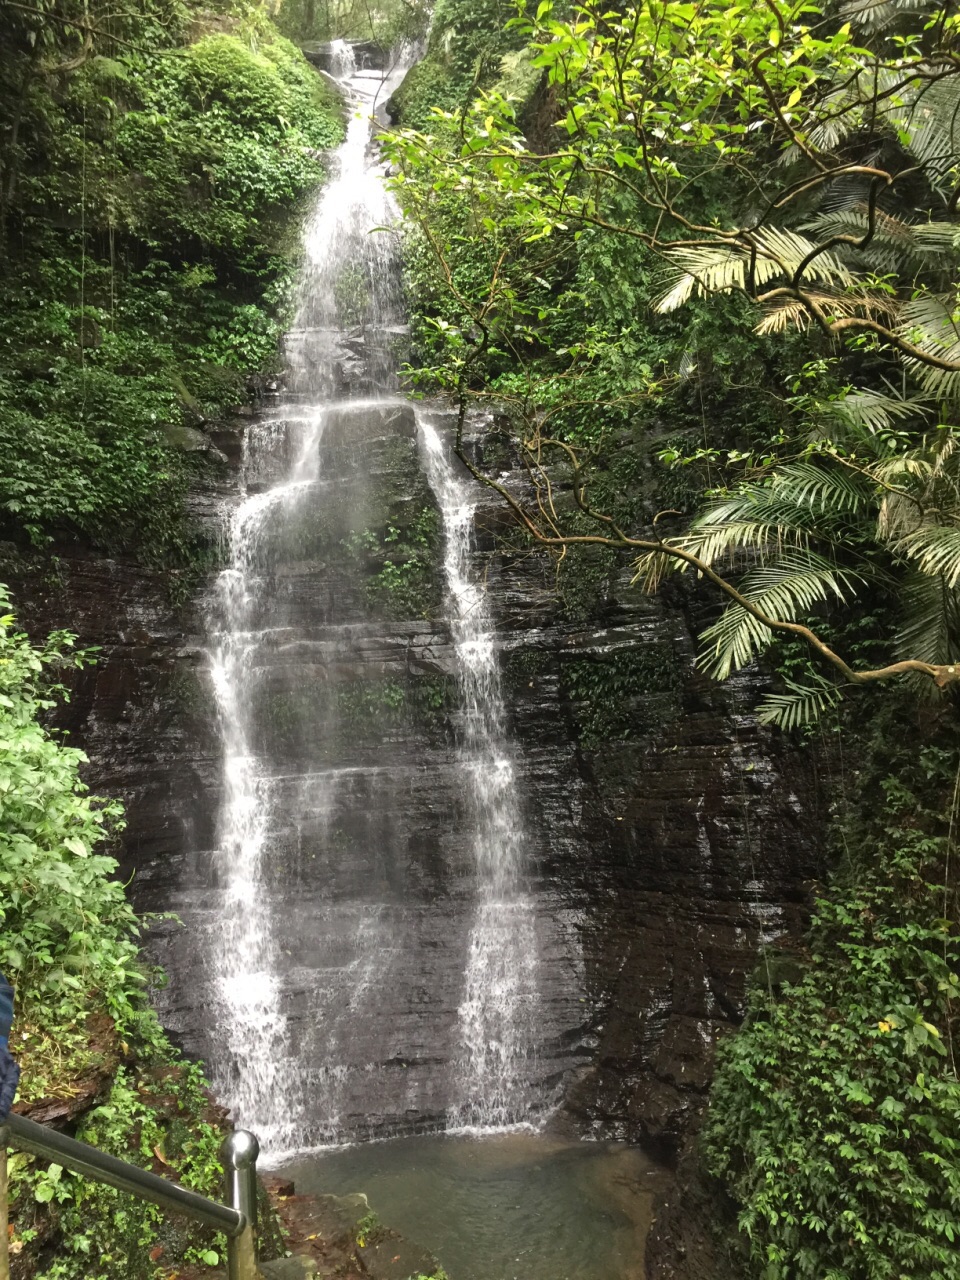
[328,38,357,80]
[205,49,405,1149]
[193,42,559,1156]
[208,411,325,1147]
[419,419,543,1130]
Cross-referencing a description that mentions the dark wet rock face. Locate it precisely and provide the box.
[468,483,824,1157]
[8,401,823,1260]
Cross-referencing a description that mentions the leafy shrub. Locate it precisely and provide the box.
[705,758,960,1279]
[0,590,275,1278]
[0,12,344,556]
[562,644,684,745]
[0,594,144,1040]
[15,1064,229,1280]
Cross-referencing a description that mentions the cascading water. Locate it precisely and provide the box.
[209,411,325,1146]
[171,41,583,1158]
[206,50,407,1149]
[420,419,542,1129]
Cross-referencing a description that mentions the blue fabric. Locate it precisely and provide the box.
[0,977,13,1047]
[0,974,19,1120]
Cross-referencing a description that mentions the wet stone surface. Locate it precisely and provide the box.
[8,398,824,1164]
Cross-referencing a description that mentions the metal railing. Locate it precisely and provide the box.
[0,1112,259,1280]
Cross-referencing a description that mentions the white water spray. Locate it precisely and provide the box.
[420,418,543,1130]
[206,49,405,1146]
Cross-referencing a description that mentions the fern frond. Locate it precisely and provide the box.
[756,675,844,730]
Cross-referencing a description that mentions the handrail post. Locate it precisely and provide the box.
[222,1130,258,1280]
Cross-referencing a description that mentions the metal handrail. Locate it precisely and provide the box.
[0,1112,259,1280]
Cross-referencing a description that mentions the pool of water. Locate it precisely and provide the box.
[280,1132,665,1280]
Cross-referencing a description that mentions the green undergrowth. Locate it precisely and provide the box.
[257,673,454,757]
[0,0,344,560]
[561,644,685,747]
[13,1064,232,1280]
[0,592,275,1278]
[386,0,527,129]
[343,506,442,620]
[705,727,960,1279]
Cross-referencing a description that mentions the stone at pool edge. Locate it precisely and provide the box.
[256,1230,441,1280]
[258,1180,443,1280]
[358,1232,441,1280]
[260,1260,319,1279]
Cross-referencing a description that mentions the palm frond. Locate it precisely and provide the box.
[633,548,676,593]
[755,289,898,335]
[756,674,844,730]
[899,294,960,398]
[828,386,930,435]
[912,222,960,253]
[802,206,958,274]
[783,70,904,160]
[637,465,867,587]
[839,0,937,36]
[891,73,960,182]
[872,453,935,482]
[682,513,805,563]
[895,570,959,669]
[697,552,862,679]
[894,520,960,586]
[678,349,698,382]
[769,461,872,515]
[631,518,802,590]
[877,487,926,542]
[656,228,854,312]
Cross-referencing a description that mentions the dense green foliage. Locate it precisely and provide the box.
[277,0,430,48]
[17,1064,230,1280]
[0,593,248,1277]
[562,645,683,745]
[0,592,140,1060]
[0,0,343,556]
[705,737,960,1278]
